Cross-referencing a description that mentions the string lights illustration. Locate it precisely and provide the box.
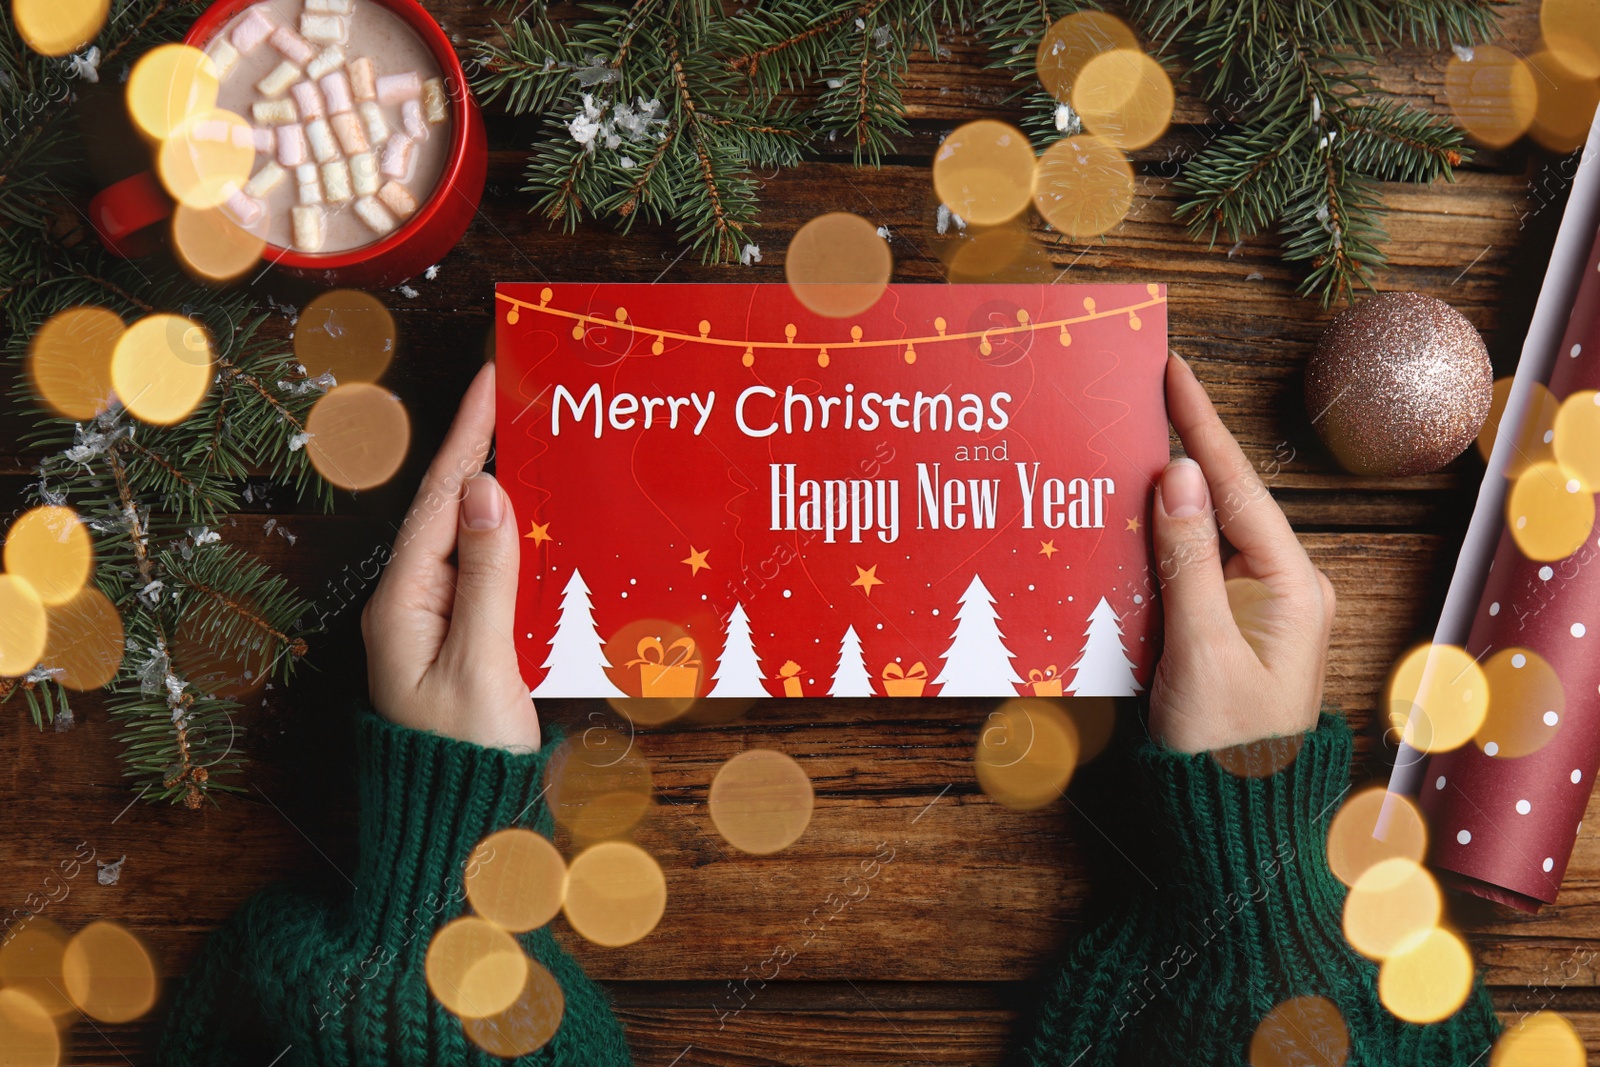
[496,286,1166,367]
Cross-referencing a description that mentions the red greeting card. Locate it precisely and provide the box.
[496,283,1168,699]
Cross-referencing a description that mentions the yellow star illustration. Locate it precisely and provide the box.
[682,545,711,575]
[1126,517,1142,532]
[852,564,884,597]
[1039,540,1058,559]
[524,521,552,545]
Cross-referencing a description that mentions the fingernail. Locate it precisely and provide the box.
[461,473,503,530]
[1160,457,1208,519]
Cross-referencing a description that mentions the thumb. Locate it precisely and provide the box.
[1151,458,1233,657]
[442,472,522,666]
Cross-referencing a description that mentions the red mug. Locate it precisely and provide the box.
[89,0,486,288]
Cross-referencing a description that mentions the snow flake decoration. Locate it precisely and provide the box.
[532,570,626,697]
[739,243,762,266]
[277,371,337,396]
[567,93,667,153]
[138,579,165,605]
[425,264,440,280]
[289,431,315,452]
[935,204,966,235]
[97,855,126,885]
[1053,101,1082,135]
[397,285,420,300]
[66,46,101,82]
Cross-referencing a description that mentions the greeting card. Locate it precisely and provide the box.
[496,283,1168,699]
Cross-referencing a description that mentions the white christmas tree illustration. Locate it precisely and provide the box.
[933,574,1023,696]
[709,602,767,697]
[532,569,625,698]
[1067,596,1142,697]
[828,624,874,697]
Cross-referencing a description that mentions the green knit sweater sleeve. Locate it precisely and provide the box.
[158,714,632,1067]
[1021,712,1501,1067]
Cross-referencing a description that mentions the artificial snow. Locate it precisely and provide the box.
[66,46,101,83]
[97,856,126,885]
[739,243,762,266]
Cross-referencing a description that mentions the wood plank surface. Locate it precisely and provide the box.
[6,0,1600,1062]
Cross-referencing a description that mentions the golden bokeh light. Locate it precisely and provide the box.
[1035,12,1139,103]
[12,0,108,56]
[26,306,122,421]
[1541,0,1600,79]
[0,987,60,1067]
[1476,647,1564,759]
[943,224,1052,284]
[1326,787,1427,888]
[1032,135,1135,240]
[1490,1011,1586,1067]
[110,314,213,426]
[158,108,255,210]
[1553,390,1600,490]
[1385,643,1489,754]
[1444,45,1537,149]
[43,584,124,692]
[932,120,1036,227]
[1248,995,1350,1067]
[545,728,653,843]
[425,917,527,1020]
[1072,49,1174,150]
[462,957,566,1057]
[0,917,73,1019]
[295,291,398,384]
[172,203,267,282]
[563,841,667,948]
[708,748,816,855]
[1343,858,1441,961]
[127,44,219,141]
[465,829,567,934]
[1210,733,1306,779]
[61,920,159,1023]
[1063,697,1116,764]
[1506,460,1595,562]
[1226,576,1279,660]
[975,698,1079,810]
[785,212,893,319]
[305,383,412,491]
[1526,52,1600,153]
[0,575,49,678]
[1378,926,1473,1024]
[4,506,92,606]
[1477,378,1557,476]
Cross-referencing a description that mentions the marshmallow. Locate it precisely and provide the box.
[401,99,427,140]
[276,123,307,166]
[296,162,320,184]
[298,175,323,205]
[306,46,345,80]
[349,151,379,196]
[207,37,240,78]
[320,71,353,115]
[306,0,352,12]
[331,111,369,154]
[348,57,376,101]
[378,180,417,219]
[379,133,412,179]
[358,100,389,144]
[300,14,346,44]
[230,8,275,53]
[244,161,286,198]
[252,99,297,125]
[291,80,325,121]
[354,196,397,236]
[375,72,421,106]
[250,126,276,154]
[422,78,447,124]
[322,160,353,203]
[292,204,323,251]
[256,60,301,98]
[306,118,339,163]
[224,186,265,229]
[270,26,315,66]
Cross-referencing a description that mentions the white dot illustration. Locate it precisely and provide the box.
[629,578,637,585]
[931,608,940,616]
[1569,478,1584,493]
[1458,829,1473,845]
[1435,775,1447,790]
[1544,858,1555,872]
[782,589,791,598]
[1516,799,1532,814]
[1512,653,1527,668]
[1134,594,1143,604]
[1544,430,1556,444]
[1485,741,1500,756]
[1545,710,1560,726]
[1574,623,1587,638]
[621,591,628,598]
[1539,566,1554,581]
[1489,602,1500,616]
[1573,343,1583,357]
[1573,769,1584,784]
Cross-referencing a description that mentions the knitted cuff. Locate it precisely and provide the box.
[353,713,557,925]
[1134,712,1353,929]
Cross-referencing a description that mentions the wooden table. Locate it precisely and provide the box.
[6,0,1600,1061]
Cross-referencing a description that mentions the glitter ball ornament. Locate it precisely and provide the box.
[1305,293,1493,476]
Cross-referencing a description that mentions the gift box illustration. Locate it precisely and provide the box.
[627,636,701,699]
[778,660,804,697]
[881,661,929,697]
[1028,665,1063,697]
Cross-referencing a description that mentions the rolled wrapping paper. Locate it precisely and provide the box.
[1419,219,1600,911]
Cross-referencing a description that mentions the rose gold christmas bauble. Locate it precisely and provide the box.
[1305,293,1492,476]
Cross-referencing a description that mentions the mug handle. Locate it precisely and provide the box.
[88,172,172,258]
